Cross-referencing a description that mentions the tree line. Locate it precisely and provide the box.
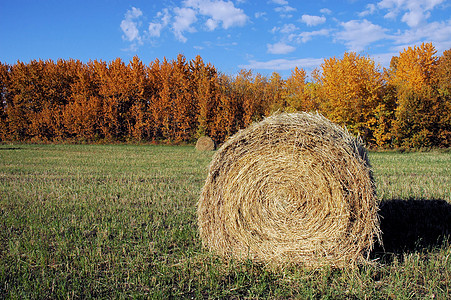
[0,42,450,148]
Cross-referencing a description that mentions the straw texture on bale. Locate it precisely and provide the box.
[196,136,215,151]
[197,112,380,268]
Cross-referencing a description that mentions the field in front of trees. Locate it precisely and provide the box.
[0,144,450,299]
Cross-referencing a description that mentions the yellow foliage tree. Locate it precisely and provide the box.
[388,42,442,148]
[315,52,384,145]
[282,67,315,112]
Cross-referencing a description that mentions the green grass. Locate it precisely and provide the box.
[0,144,450,299]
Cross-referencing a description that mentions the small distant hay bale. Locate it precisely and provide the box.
[197,112,380,268]
[196,136,215,151]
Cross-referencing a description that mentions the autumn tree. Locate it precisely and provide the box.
[233,69,268,127]
[2,48,448,147]
[281,67,316,112]
[35,59,79,140]
[389,42,443,148]
[63,61,102,141]
[0,62,10,140]
[314,52,385,145]
[433,48,451,147]
[190,55,219,138]
[210,74,240,141]
[6,60,47,140]
[264,72,284,114]
[95,57,139,141]
[171,54,196,141]
[126,56,151,141]
[153,58,174,140]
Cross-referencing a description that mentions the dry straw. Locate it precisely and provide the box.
[196,136,216,151]
[197,112,381,268]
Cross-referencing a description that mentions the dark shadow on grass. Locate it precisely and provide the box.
[371,198,451,262]
[0,147,22,150]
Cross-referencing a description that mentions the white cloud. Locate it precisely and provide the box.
[239,57,324,71]
[289,29,329,43]
[271,23,299,34]
[205,18,218,31]
[300,14,326,26]
[275,6,297,13]
[401,9,428,27]
[358,4,377,17]
[126,6,143,19]
[146,0,248,43]
[120,7,143,42]
[267,42,296,54]
[148,8,170,37]
[320,8,332,15]
[335,19,388,51]
[270,0,296,17]
[280,23,299,33]
[271,0,288,5]
[391,19,451,47]
[173,7,198,42]
[184,0,248,30]
[377,0,445,27]
[255,12,267,19]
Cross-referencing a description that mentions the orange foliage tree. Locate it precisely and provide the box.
[190,55,219,138]
[0,62,10,140]
[1,45,450,148]
[63,61,102,141]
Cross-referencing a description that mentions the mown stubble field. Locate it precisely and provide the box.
[0,144,450,299]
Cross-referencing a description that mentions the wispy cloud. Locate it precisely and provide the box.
[300,14,326,26]
[271,23,299,34]
[275,6,296,13]
[270,0,296,18]
[239,57,324,71]
[391,19,451,51]
[270,0,288,5]
[377,0,445,27]
[148,9,170,38]
[185,0,248,30]
[280,23,299,33]
[255,12,267,19]
[119,0,449,74]
[320,8,332,15]
[120,7,143,43]
[358,4,376,17]
[335,19,387,51]
[289,29,329,43]
[145,0,248,43]
[173,7,198,42]
[267,42,296,54]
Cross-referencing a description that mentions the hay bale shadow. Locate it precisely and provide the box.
[0,147,22,150]
[372,198,451,262]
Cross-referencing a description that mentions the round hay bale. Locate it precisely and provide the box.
[196,136,215,151]
[197,112,380,268]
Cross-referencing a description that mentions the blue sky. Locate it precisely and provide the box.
[1,0,450,78]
